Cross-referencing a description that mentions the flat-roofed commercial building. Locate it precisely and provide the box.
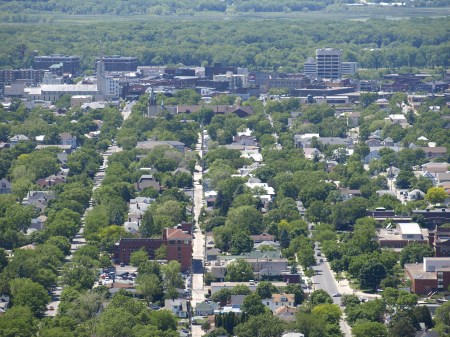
[34,55,80,74]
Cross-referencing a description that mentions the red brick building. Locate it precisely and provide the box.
[114,227,192,271]
[164,228,193,271]
[405,258,450,294]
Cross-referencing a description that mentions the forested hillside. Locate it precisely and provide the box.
[0,0,447,17]
[0,17,448,72]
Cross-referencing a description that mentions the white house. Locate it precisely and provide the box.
[164,299,189,318]
[262,293,295,312]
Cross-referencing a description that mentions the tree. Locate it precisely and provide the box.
[359,261,386,291]
[149,309,178,331]
[242,293,265,316]
[136,274,163,305]
[399,242,434,267]
[285,283,305,305]
[312,303,341,325]
[255,281,278,299]
[434,301,450,334]
[388,313,416,337]
[211,288,232,306]
[352,321,387,337]
[310,289,332,307]
[425,186,448,204]
[0,248,8,272]
[230,230,253,255]
[45,236,71,256]
[411,305,433,330]
[95,307,136,337]
[225,206,264,234]
[10,278,50,317]
[395,170,416,189]
[360,92,379,108]
[225,259,254,282]
[0,305,38,337]
[234,314,284,337]
[61,263,96,291]
[130,248,149,268]
[295,312,327,337]
[161,261,184,289]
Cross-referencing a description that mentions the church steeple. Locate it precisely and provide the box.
[97,42,106,98]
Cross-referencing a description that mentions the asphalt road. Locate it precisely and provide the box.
[191,133,206,337]
[45,102,133,317]
[311,244,352,337]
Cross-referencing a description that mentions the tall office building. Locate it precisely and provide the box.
[33,55,80,74]
[316,48,342,79]
[94,56,138,72]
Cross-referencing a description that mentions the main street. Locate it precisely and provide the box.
[191,131,206,337]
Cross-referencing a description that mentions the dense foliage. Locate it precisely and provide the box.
[0,17,448,71]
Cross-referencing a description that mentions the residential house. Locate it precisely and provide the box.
[386,114,409,128]
[37,174,66,188]
[338,188,362,200]
[420,147,447,160]
[383,137,394,147]
[274,306,298,322]
[210,281,288,295]
[0,178,11,194]
[422,171,437,184]
[195,301,219,316]
[250,233,275,244]
[0,296,10,315]
[241,148,263,163]
[27,215,47,234]
[123,221,139,235]
[9,134,29,147]
[245,182,276,203]
[263,293,295,312]
[57,152,68,168]
[59,132,77,149]
[415,330,439,337]
[165,299,189,318]
[136,140,185,153]
[408,189,425,201]
[0,142,10,151]
[23,191,56,213]
[346,111,361,127]
[437,172,450,185]
[233,134,257,147]
[422,163,449,175]
[302,148,321,160]
[217,295,246,314]
[206,248,221,262]
[365,137,382,147]
[135,175,160,191]
[363,149,380,164]
[282,333,305,337]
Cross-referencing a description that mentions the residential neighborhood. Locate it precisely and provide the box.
[0,4,450,337]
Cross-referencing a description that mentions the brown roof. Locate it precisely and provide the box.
[272,293,295,303]
[420,147,447,154]
[166,228,192,240]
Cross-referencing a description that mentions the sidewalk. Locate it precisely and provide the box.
[325,260,381,299]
